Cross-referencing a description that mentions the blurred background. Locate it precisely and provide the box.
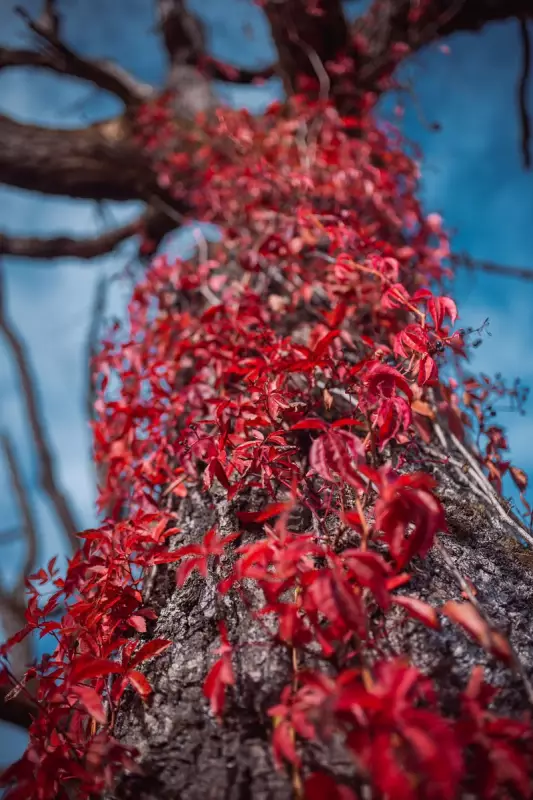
[0,0,532,768]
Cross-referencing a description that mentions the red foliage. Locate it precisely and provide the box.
[1,80,531,800]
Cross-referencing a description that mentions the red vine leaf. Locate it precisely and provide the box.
[394,595,440,630]
[127,670,153,700]
[130,638,172,668]
[71,685,107,724]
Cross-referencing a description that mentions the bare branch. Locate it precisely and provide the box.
[451,252,533,282]
[9,5,152,105]
[0,44,152,105]
[518,19,532,169]
[0,269,80,550]
[0,218,142,261]
[0,683,35,729]
[0,434,38,579]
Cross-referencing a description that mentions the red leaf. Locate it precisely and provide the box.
[365,362,412,401]
[310,430,365,489]
[70,657,123,683]
[203,655,234,716]
[71,685,106,724]
[128,615,147,633]
[394,596,440,630]
[127,670,153,700]
[428,295,458,330]
[237,502,291,523]
[176,557,204,587]
[312,329,340,358]
[271,718,299,766]
[130,638,172,668]
[304,773,358,800]
[290,418,327,431]
[386,573,411,591]
[204,458,230,490]
[443,601,492,649]
[331,417,365,429]
[418,354,438,385]
[510,465,528,493]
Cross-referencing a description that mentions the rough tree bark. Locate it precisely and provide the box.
[108,462,533,800]
[1,1,533,797]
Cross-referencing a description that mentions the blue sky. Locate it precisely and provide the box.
[0,0,532,768]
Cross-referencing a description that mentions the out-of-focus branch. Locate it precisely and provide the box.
[155,0,217,114]
[518,19,532,169]
[262,0,348,95]
[86,275,108,423]
[0,217,143,261]
[0,434,38,579]
[9,4,152,105]
[156,0,206,67]
[0,113,163,202]
[354,0,533,93]
[0,435,39,687]
[451,252,533,282]
[0,269,80,551]
[0,43,152,105]
[0,683,35,729]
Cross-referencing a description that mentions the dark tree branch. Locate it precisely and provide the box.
[155,1,218,115]
[451,252,533,282]
[518,19,532,169]
[262,0,349,94]
[354,0,533,92]
[156,0,206,67]
[0,585,26,622]
[0,433,38,695]
[10,5,152,105]
[0,217,143,261]
[0,44,152,105]
[0,113,163,202]
[0,683,35,729]
[0,269,80,551]
[0,433,38,579]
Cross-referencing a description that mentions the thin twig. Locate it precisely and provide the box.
[451,252,533,282]
[448,430,533,548]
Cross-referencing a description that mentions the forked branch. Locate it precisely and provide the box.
[11,4,152,105]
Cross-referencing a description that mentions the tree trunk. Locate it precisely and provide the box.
[5,6,533,799]
[109,444,533,799]
[92,82,533,798]
[112,487,296,800]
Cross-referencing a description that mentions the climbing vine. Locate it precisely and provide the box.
[1,91,532,800]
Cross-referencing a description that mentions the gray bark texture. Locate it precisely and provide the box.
[109,438,533,800]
